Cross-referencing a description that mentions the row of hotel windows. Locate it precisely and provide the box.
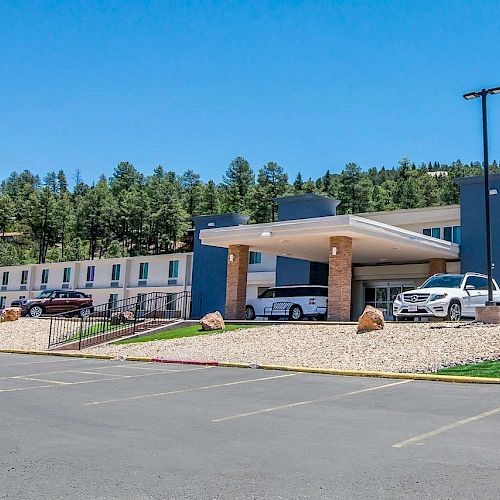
[0,260,180,287]
[422,226,461,244]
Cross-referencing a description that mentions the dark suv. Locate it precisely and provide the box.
[11,290,94,318]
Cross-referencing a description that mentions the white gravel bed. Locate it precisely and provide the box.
[88,322,500,373]
[0,318,52,351]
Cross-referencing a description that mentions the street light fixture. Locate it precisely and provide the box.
[463,86,500,305]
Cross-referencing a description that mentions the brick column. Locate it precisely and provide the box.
[328,236,353,321]
[225,244,249,319]
[429,258,447,276]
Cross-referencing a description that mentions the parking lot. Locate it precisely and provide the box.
[0,353,499,499]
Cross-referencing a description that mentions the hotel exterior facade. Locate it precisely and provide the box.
[1,174,498,321]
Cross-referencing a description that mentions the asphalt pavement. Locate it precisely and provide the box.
[0,353,499,499]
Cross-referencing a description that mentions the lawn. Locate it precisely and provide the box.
[436,360,500,378]
[115,323,256,344]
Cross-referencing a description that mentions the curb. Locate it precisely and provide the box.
[0,349,498,384]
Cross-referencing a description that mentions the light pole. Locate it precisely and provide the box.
[463,86,500,305]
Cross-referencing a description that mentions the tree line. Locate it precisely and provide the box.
[0,157,497,266]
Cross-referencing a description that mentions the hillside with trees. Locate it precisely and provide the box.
[0,157,497,266]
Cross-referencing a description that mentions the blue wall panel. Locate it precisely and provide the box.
[456,174,500,282]
[191,214,248,317]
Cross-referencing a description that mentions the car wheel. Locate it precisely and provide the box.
[446,300,462,321]
[79,308,91,319]
[289,305,303,321]
[28,305,44,318]
[244,306,256,320]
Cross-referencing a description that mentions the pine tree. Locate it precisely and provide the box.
[222,157,255,213]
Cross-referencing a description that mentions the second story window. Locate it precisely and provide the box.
[111,264,121,281]
[86,266,95,282]
[423,227,441,239]
[63,267,71,283]
[139,262,149,280]
[443,226,461,245]
[21,270,28,285]
[168,260,179,279]
[249,251,262,264]
[2,271,9,286]
[41,269,49,284]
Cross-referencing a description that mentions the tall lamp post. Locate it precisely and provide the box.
[463,86,500,305]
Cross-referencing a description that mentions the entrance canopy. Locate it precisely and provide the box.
[199,214,459,264]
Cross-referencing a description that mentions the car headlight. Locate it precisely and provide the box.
[429,293,448,301]
[395,294,402,302]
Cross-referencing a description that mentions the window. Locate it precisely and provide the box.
[249,251,262,265]
[63,267,71,283]
[166,292,176,311]
[108,293,119,309]
[86,266,95,282]
[259,289,276,299]
[54,291,69,298]
[465,275,489,290]
[69,291,85,298]
[421,274,464,289]
[139,262,149,280]
[111,264,121,281]
[137,293,147,310]
[168,260,179,279]
[423,227,441,239]
[21,270,28,285]
[443,225,461,244]
[41,269,49,284]
[2,272,9,286]
[0,297,5,309]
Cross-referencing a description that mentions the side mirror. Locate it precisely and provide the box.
[465,284,475,291]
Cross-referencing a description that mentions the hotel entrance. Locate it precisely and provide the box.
[364,282,415,320]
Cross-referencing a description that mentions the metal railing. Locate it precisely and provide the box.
[48,291,202,350]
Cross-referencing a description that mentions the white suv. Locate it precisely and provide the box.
[245,285,328,321]
[393,273,500,321]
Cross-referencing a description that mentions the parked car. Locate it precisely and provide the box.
[392,273,500,321]
[11,290,94,318]
[245,285,328,321]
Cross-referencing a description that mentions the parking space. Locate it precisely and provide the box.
[0,353,499,499]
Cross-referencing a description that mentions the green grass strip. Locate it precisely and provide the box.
[436,360,500,378]
[115,323,256,344]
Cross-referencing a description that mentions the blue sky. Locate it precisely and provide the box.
[1,0,500,183]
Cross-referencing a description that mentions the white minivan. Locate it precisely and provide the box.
[245,285,328,321]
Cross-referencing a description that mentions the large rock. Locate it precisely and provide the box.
[0,307,22,322]
[200,311,225,331]
[357,305,384,333]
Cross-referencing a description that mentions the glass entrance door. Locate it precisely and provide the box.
[364,283,415,320]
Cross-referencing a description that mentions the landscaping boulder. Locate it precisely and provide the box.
[0,307,22,322]
[200,311,225,331]
[357,305,384,333]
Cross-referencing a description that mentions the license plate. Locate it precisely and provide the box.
[408,305,418,312]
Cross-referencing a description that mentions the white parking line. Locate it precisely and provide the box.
[392,405,500,448]
[0,358,77,368]
[212,380,412,422]
[84,373,298,406]
[0,366,213,393]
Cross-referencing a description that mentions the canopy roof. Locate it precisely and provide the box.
[200,214,459,264]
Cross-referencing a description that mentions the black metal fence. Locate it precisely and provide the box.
[48,291,202,350]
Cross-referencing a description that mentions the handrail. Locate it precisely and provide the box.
[48,291,202,349]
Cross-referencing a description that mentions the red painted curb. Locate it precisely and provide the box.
[151,358,219,366]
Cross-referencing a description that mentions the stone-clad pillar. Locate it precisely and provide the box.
[429,258,447,276]
[225,244,249,319]
[328,236,353,321]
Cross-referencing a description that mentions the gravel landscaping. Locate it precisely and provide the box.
[0,318,51,351]
[88,322,500,373]
[1,319,499,373]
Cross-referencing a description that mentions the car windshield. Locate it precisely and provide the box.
[420,275,464,289]
[35,290,54,299]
